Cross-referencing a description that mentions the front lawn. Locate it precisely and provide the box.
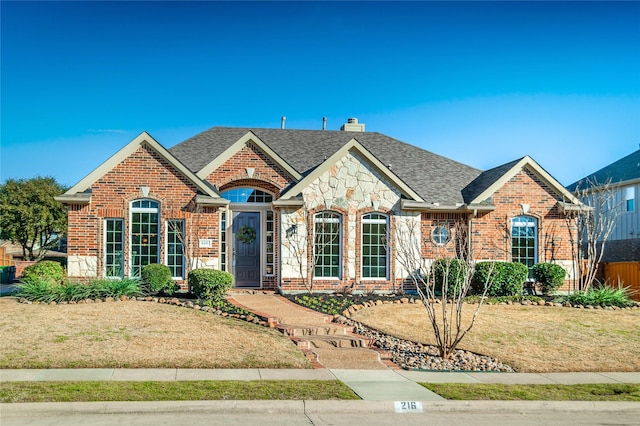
[0,298,310,369]
[350,303,640,372]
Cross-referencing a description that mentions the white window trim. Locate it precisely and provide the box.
[103,218,124,279]
[313,212,342,280]
[431,225,450,246]
[511,215,538,276]
[165,219,185,280]
[361,213,389,280]
[129,199,160,278]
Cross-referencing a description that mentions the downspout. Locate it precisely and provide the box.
[468,211,475,261]
[276,208,283,294]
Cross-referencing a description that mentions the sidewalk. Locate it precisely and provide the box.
[2,368,639,401]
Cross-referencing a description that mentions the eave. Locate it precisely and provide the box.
[400,200,496,213]
[195,195,229,207]
[54,194,91,205]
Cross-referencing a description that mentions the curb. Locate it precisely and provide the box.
[2,400,639,416]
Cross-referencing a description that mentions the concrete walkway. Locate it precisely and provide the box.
[229,293,393,370]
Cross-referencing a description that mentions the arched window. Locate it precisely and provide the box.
[131,199,159,277]
[511,216,538,278]
[314,212,341,278]
[220,188,273,203]
[362,213,389,279]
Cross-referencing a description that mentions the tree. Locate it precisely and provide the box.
[0,176,67,260]
[394,216,494,359]
[567,178,622,292]
[282,208,341,294]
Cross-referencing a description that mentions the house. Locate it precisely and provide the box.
[568,149,640,262]
[56,118,583,293]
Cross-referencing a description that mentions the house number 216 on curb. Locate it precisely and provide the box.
[394,401,423,413]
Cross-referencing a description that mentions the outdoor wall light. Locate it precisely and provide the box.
[286,225,297,238]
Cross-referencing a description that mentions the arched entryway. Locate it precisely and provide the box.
[220,187,275,288]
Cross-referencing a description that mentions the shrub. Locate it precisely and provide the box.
[16,278,58,303]
[21,260,64,284]
[141,264,176,295]
[472,261,528,297]
[432,258,468,297]
[533,263,566,295]
[189,268,233,301]
[567,283,634,307]
[91,278,143,299]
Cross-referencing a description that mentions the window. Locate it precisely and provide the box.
[362,213,388,279]
[512,216,537,278]
[220,188,273,203]
[266,210,275,275]
[625,187,635,212]
[166,220,185,279]
[314,212,341,278]
[105,219,124,278]
[431,225,450,245]
[131,200,159,277]
[220,211,227,272]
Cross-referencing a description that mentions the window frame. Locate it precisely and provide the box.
[104,218,124,278]
[431,225,450,246]
[166,219,185,280]
[511,215,538,279]
[130,199,160,278]
[313,211,342,279]
[361,213,389,280]
[625,187,635,213]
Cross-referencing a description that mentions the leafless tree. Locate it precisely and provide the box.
[567,178,622,291]
[283,209,340,294]
[394,216,494,359]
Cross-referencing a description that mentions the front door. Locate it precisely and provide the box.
[233,212,260,287]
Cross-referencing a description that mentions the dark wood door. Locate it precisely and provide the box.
[233,212,260,287]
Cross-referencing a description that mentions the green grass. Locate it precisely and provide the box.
[0,380,360,403]
[420,383,640,401]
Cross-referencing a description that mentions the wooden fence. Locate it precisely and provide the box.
[0,247,15,267]
[603,262,640,302]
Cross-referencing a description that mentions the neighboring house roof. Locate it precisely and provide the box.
[462,156,582,206]
[567,149,640,192]
[169,127,482,205]
[57,132,227,206]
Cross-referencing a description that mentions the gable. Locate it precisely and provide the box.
[278,138,424,203]
[203,141,297,192]
[58,132,223,205]
[194,131,301,182]
[463,156,581,206]
[301,150,408,212]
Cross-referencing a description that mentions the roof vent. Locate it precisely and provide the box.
[340,117,365,132]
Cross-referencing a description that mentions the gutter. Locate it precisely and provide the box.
[195,195,229,207]
[400,199,496,214]
[54,193,91,205]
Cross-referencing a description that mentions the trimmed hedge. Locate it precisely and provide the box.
[141,263,176,295]
[532,263,566,295]
[432,258,469,297]
[21,260,64,284]
[189,269,233,301]
[472,261,528,297]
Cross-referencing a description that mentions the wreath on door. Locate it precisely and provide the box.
[236,225,257,244]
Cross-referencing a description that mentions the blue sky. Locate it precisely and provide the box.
[1,1,639,188]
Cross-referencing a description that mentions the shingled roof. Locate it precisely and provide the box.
[169,127,482,205]
[461,158,523,204]
[567,149,640,192]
